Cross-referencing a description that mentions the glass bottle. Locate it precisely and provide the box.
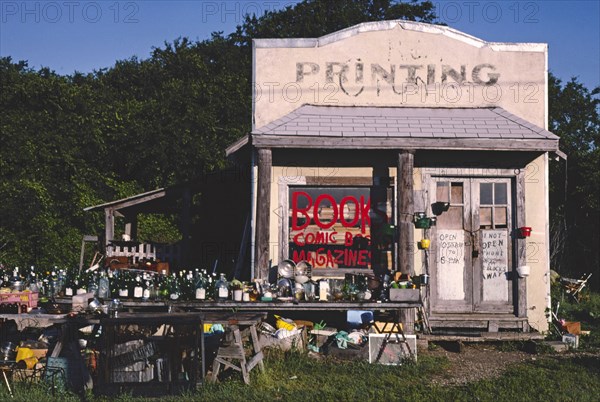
[57,269,66,296]
[169,273,181,300]
[118,272,129,298]
[28,270,40,293]
[159,271,170,300]
[108,270,118,299]
[195,274,206,300]
[214,273,229,301]
[76,276,87,295]
[98,271,110,299]
[133,275,144,299]
[142,279,151,301]
[87,272,99,297]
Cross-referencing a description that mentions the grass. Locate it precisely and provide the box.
[2,350,598,402]
[1,288,598,401]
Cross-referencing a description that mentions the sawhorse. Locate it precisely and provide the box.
[371,311,414,363]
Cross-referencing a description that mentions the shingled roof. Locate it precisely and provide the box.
[226,105,560,156]
[254,105,557,140]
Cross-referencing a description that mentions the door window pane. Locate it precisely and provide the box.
[436,182,449,202]
[451,182,464,204]
[480,207,492,227]
[480,183,493,205]
[494,183,507,204]
[437,206,464,229]
[495,207,507,227]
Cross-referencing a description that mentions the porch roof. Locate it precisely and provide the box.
[84,187,181,215]
[227,105,561,155]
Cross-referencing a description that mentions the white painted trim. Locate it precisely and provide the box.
[252,40,257,132]
[544,152,552,323]
[253,20,547,53]
[545,45,549,130]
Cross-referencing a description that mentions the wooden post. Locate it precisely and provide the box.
[255,148,272,280]
[105,208,115,247]
[397,150,415,276]
[515,170,527,318]
[124,214,137,241]
[398,150,416,334]
[372,165,391,276]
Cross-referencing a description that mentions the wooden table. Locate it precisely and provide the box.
[0,313,67,331]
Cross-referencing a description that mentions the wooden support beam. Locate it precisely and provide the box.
[252,135,559,153]
[255,148,272,280]
[105,208,115,247]
[397,150,415,276]
[515,170,528,317]
[124,214,138,241]
[397,150,415,334]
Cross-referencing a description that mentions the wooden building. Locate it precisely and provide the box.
[226,20,565,333]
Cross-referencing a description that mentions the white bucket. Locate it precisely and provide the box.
[517,265,530,277]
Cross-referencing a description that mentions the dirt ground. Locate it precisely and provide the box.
[420,342,538,385]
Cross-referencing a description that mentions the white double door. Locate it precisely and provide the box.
[429,177,514,314]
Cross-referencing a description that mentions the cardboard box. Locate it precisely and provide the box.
[389,288,420,302]
[562,334,579,349]
[368,333,417,365]
[563,321,581,335]
[0,291,39,309]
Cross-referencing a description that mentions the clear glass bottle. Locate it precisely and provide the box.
[169,273,181,300]
[76,276,87,295]
[194,274,206,300]
[214,273,229,301]
[118,272,129,298]
[142,279,151,301]
[133,275,144,299]
[98,271,110,299]
[87,272,99,297]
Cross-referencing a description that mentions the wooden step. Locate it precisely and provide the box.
[419,332,544,342]
[429,314,528,330]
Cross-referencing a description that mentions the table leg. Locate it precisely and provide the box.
[249,325,265,372]
[2,369,13,398]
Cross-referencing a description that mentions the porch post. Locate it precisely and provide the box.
[398,150,416,334]
[516,170,528,320]
[105,207,115,247]
[397,150,415,276]
[124,214,138,241]
[255,148,272,280]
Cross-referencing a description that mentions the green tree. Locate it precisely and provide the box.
[548,73,600,288]
[1,1,439,268]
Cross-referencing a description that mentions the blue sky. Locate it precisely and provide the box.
[1,1,598,89]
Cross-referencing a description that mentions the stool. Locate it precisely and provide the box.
[369,312,414,363]
[210,324,264,385]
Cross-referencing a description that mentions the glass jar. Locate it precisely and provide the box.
[214,273,229,301]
